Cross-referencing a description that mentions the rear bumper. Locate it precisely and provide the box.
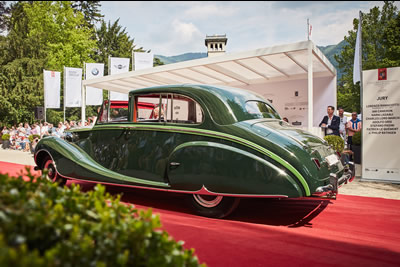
[312,162,355,197]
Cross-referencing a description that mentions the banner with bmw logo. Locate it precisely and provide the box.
[109,57,130,101]
[85,63,104,105]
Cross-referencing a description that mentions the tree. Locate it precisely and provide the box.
[0,1,11,33]
[335,1,400,113]
[153,56,165,67]
[0,1,97,125]
[93,18,146,75]
[71,1,103,29]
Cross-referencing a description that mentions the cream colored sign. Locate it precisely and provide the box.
[362,67,400,182]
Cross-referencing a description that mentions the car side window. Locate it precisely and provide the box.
[170,94,203,124]
[109,107,129,122]
[134,93,203,124]
[97,101,129,123]
[97,101,108,123]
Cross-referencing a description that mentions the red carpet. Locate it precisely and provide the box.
[1,161,400,267]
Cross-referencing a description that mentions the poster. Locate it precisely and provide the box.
[133,52,154,71]
[109,57,130,101]
[44,70,60,108]
[362,67,400,183]
[64,67,82,107]
[85,63,104,105]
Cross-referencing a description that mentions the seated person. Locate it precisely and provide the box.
[153,105,165,120]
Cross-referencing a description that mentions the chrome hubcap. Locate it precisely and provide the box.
[193,194,223,208]
[44,161,56,181]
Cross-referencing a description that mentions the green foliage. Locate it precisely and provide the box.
[0,169,204,267]
[335,1,400,113]
[352,131,362,146]
[71,1,104,29]
[0,1,11,33]
[93,19,145,75]
[1,133,9,141]
[0,1,97,125]
[323,135,345,153]
[28,134,40,143]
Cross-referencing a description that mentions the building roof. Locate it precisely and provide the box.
[83,40,336,95]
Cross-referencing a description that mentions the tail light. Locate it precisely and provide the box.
[313,158,321,169]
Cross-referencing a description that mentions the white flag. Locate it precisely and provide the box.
[64,67,82,107]
[109,57,130,101]
[133,52,154,71]
[353,14,362,84]
[85,63,104,105]
[44,70,60,108]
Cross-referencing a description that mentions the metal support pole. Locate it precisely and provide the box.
[81,63,86,125]
[43,69,47,122]
[307,40,314,133]
[63,66,66,122]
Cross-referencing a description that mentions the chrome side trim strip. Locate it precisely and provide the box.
[63,176,288,199]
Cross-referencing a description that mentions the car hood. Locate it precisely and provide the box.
[248,119,327,148]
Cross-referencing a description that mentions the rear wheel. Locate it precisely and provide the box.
[189,194,240,218]
[42,156,67,187]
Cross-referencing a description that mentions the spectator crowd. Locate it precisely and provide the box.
[0,116,97,152]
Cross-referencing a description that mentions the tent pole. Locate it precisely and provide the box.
[307,41,314,133]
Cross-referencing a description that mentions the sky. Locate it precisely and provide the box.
[99,1,399,56]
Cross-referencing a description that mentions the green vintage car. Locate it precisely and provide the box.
[34,84,355,218]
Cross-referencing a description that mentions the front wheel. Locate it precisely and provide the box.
[188,194,240,218]
[42,156,67,187]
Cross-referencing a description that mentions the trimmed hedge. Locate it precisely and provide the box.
[324,135,344,153]
[352,131,362,146]
[0,168,204,267]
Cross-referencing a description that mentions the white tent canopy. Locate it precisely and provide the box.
[83,40,336,136]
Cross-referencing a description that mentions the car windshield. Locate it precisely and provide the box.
[244,101,281,120]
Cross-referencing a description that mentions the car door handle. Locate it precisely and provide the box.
[169,162,180,170]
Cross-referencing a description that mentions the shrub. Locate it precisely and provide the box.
[324,135,344,153]
[28,134,40,143]
[352,131,362,146]
[0,169,204,267]
[1,134,9,141]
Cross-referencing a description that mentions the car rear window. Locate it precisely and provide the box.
[244,101,281,120]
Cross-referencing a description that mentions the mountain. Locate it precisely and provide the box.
[156,41,347,79]
[317,40,348,80]
[155,52,207,64]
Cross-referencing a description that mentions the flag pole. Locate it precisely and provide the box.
[63,66,66,122]
[359,11,363,118]
[307,18,309,41]
[359,11,364,179]
[81,62,86,125]
[43,69,47,122]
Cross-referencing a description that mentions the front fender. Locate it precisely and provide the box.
[167,141,304,197]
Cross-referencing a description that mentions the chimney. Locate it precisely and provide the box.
[205,34,227,57]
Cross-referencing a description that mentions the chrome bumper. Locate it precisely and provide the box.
[312,162,355,198]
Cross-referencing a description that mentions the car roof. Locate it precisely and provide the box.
[129,84,274,125]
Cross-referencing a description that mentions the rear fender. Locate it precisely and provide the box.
[167,141,304,197]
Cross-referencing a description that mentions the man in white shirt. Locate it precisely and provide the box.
[338,107,348,143]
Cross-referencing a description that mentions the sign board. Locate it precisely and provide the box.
[44,70,60,108]
[64,67,82,107]
[133,52,154,71]
[109,57,130,101]
[362,67,400,183]
[85,63,104,105]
